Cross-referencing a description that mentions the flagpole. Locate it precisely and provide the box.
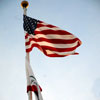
[21,1,32,100]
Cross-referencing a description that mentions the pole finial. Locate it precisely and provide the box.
[21,0,29,8]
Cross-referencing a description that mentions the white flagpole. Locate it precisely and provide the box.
[21,1,43,100]
[25,55,43,100]
[26,53,32,100]
[21,1,32,100]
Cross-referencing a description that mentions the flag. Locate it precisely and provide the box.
[25,54,43,100]
[24,15,82,57]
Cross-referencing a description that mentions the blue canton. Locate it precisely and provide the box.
[23,15,39,35]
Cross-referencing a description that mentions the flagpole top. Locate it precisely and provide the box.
[21,1,29,8]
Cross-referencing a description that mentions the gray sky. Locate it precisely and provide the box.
[0,0,100,100]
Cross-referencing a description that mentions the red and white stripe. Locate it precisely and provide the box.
[25,21,82,57]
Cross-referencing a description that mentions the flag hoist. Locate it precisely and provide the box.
[21,1,43,100]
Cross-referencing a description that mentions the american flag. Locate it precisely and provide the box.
[24,15,82,57]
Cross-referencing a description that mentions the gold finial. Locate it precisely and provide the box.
[21,1,29,8]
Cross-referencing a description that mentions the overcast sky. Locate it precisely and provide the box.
[0,0,100,100]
